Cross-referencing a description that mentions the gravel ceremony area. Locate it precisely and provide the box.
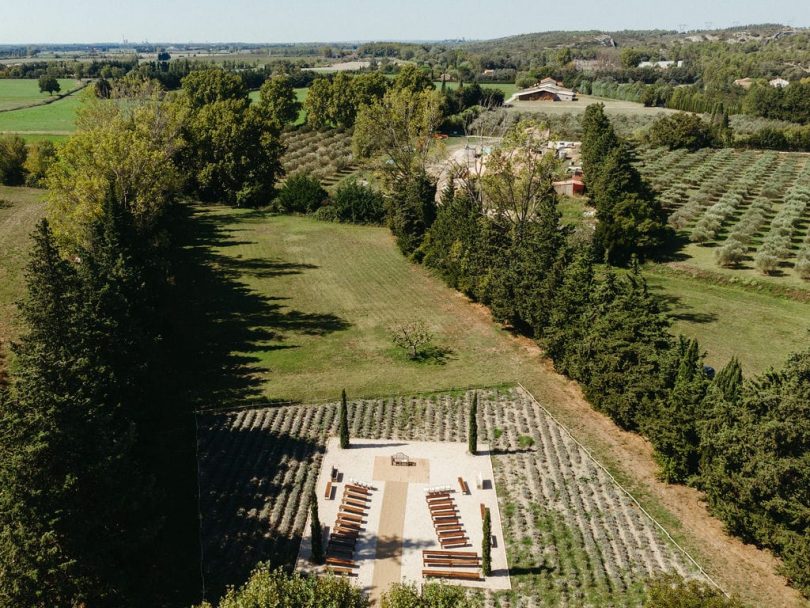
[297,438,511,600]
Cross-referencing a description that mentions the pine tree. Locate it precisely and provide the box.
[482,508,492,577]
[468,392,478,455]
[309,489,324,564]
[339,389,350,449]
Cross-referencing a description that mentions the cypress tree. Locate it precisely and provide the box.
[646,338,708,483]
[468,392,478,455]
[482,508,492,576]
[339,389,350,449]
[309,489,324,564]
[714,356,743,403]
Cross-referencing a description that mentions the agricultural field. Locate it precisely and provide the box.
[0,78,81,111]
[281,127,355,187]
[0,92,82,137]
[637,147,810,286]
[197,386,705,604]
[506,94,679,117]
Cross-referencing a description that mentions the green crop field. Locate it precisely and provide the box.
[0,78,80,111]
[0,93,82,136]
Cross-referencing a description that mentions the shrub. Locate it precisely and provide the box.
[23,140,57,187]
[647,113,715,151]
[198,565,368,608]
[0,135,28,186]
[313,205,339,222]
[274,173,328,214]
[518,435,535,448]
[328,179,386,225]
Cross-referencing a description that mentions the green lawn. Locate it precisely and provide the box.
[0,78,80,111]
[195,208,535,402]
[0,93,82,135]
[645,267,809,374]
[0,186,46,354]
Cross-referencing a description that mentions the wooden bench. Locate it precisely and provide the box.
[345,484,370,495]
[426,493,451,502]
[435,524,463,532]
[342,498,369,509]
[458,477,470,495]
[344,491,370,501]
[326,556,358,568]
[430,507,458,515]
[432,514,459,522]
[442,539,470,548]
[423,550,479,558]
[341,505,367,516]
[427,499,455,508]
[337,512,364,523]
[324,480,333,500]
[327,547,354,559]
[327,566,357,577]
[423,569,482,581]
[480,503,488,519]
[424,560,481,568]
[328,537,356,548]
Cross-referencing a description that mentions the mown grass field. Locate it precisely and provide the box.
[0,78,80,111]
[0,186,45,354]
[645,267,809,374]
[0,93,82,136]
[198,208,532,402]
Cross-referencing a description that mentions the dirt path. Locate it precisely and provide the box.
[455,291,808,607]
[369,481,408,605]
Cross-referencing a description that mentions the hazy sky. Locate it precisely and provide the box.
[0,0,807,44]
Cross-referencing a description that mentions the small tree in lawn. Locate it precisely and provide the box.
[339,389,350,449]
[309,489,324,564]
[390,320,433,360]
[468,392,478,455]
[482,507,492,576]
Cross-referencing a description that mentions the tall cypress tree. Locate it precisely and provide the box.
[646,338,708,483]
[482,508,492,576]
[309,489,324,564]
[468,392,478,455]
[715,356,743,403]
[339,389,350,449]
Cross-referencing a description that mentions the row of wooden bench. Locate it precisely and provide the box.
[426,492,469,549]
[325,483,373,577]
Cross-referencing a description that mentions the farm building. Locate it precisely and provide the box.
[733,77,755,89]
[769,77,789,88]
[506,77,577,103]
[553,176,585,196]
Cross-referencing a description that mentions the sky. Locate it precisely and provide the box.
[0,0,807,44]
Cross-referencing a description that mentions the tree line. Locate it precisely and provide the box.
[0,67,306,607]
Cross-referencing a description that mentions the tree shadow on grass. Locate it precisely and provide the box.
[647,282,718,325]
[169,204,350,411]
[411,345,456,365]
